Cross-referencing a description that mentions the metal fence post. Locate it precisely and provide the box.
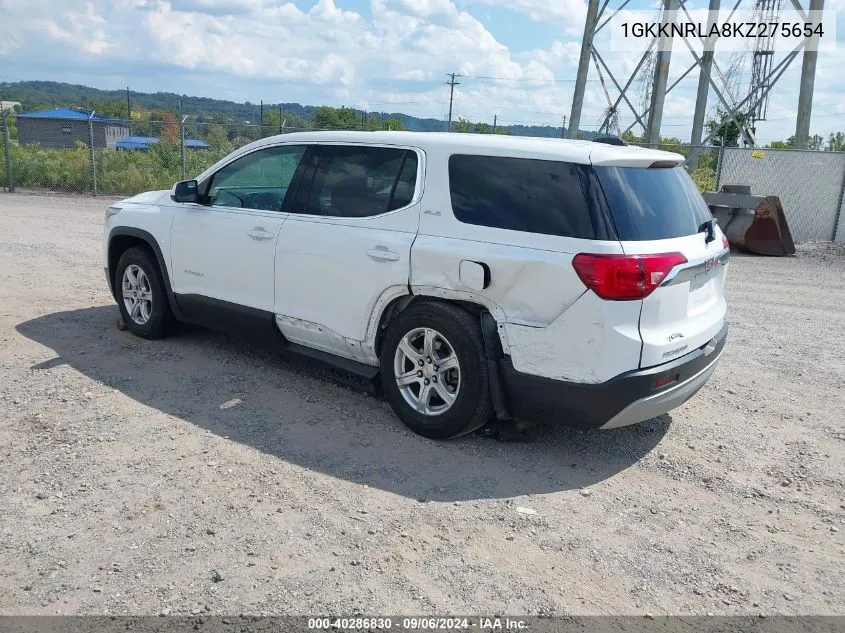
[715,146,724,190]
[180,115,187,180]
[2,111,13,192]
[833,159,845,242]
[88,111,98,196]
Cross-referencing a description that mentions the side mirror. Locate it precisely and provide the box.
[171,179,199,203]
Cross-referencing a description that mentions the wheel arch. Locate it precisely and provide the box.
[373,292,509,357]
[107,227,184,320]
[373,292,512,421]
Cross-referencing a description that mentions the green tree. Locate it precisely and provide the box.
[313,106,359,130]
[827,132,845,152]
[383,117,406,131]
[705,109,750,147]
[453,118,471,133]
[473,122,492,134]
[203,124,233,152]
[89,98,129,119]
[658,135,684,153]
[767,134,823,150]
[767,137,793,149]
[621,130,640,144]
[263,109,307,132]
[805,134,824,150]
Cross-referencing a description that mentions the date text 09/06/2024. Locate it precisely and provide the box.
[307,617,529,630]
[621,21,824,39]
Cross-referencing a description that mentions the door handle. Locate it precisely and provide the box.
[367,247,400,262]
[247,228,274,241]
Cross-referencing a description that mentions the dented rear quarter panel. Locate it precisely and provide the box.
[410,143,643,384]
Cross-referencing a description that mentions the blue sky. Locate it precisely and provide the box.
[1,0,844,144]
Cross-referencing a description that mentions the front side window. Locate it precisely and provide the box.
[448,154,597,239]
[300,146,418,218]
[206,145,307,212]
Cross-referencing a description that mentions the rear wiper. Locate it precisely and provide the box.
[698,218,716,243]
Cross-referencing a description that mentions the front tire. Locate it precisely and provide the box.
[114,246,175,339]
[380,301,493,439]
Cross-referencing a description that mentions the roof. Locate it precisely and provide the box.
[220,130,684,169]
[17,108,126,122]
[115,135,210,150]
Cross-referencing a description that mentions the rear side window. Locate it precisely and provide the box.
[448,155,596,239]
[594,165,713,240]
[300,146,418,218]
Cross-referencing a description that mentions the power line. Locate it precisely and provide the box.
[460,73,601,84]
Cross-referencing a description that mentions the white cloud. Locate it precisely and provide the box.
[1,0,843,141]
[470,0,587,35]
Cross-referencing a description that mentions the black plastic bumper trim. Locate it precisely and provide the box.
[499,322,728,428]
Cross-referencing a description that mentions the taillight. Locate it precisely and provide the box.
[572,252,688,300]
[722,234,730,250]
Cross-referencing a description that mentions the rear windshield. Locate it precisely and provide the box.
[594,165,713,240]
[448,154,597,239]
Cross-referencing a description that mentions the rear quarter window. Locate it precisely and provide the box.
[448,154,597,239]
[594,165,713,240]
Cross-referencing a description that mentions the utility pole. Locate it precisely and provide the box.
[561,115,567,138]
[794,0,824,148]
[126,87,131,121]
[279,104,283,134]
[569,0,600,139]
[493,115,497,134]
[259,100,264,137]
[446,73,461,132]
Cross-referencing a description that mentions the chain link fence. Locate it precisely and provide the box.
[717,147,845,243]
[0,112,325,197]
[2,111,844,243]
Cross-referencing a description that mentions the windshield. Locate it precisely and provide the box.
[594,165,713,241]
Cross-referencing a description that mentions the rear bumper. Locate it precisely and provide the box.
[498,322,728,429]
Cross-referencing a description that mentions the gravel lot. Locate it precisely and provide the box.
[0,192,843,617]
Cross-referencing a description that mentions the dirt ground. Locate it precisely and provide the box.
[0,191,843,617]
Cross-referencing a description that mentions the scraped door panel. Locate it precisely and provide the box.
[274,144,422,363]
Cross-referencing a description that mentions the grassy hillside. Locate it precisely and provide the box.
[0,80,571,137]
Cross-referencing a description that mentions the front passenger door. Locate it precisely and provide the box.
[170,144,308,326]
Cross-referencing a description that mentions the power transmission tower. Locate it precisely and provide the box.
[446,73,461,132]
[568,0,820,148]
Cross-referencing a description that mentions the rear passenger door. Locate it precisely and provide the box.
[273,144,422,360]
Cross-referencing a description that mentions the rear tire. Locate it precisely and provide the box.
[114,246,175,339]
[380,301,492,439]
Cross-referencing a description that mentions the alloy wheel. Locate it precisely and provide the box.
[121,264,153,326]
[393,327,461,416]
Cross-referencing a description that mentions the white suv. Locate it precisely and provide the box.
[103,131,729,439]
